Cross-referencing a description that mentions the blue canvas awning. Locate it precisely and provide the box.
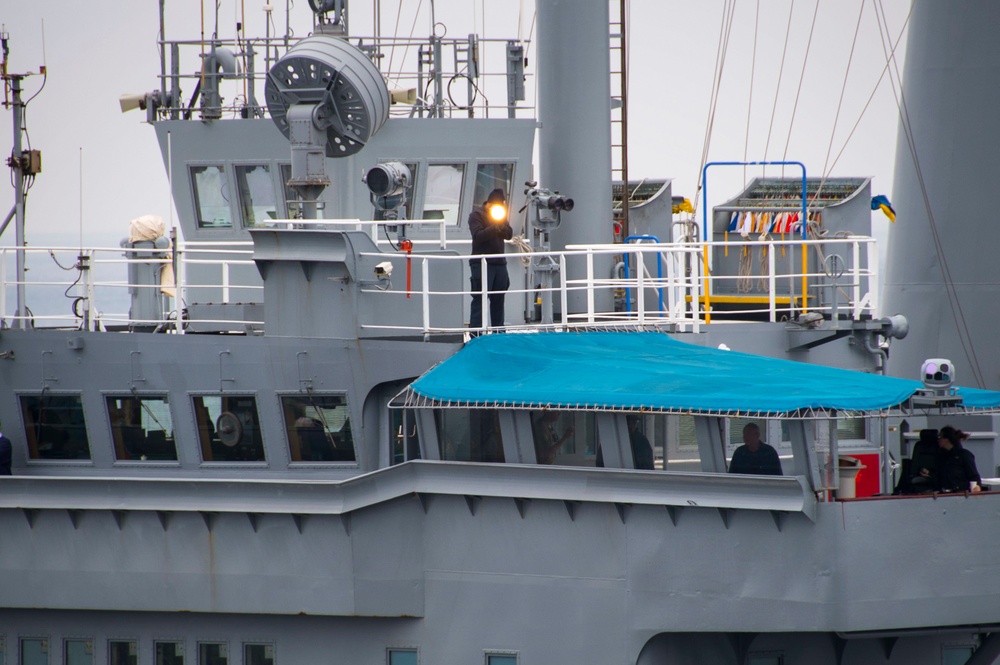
[397,331,1000,417]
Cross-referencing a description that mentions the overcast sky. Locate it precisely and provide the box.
[0,0,911,248]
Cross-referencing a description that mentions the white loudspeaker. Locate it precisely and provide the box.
[390,88,417,105]
[119,93,146,114]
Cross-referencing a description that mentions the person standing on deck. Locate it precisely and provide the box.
[468,188,513,332]
[728,422,783,475]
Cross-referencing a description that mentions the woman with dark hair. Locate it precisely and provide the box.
[937,426,982,493]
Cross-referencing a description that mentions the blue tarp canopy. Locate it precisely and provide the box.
[401,331,1000,417]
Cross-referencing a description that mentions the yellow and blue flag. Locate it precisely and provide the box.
[871,194,895,222]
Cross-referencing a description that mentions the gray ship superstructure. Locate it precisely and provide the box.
[2,2,1000,665]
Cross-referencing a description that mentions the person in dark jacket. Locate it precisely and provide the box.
[937,425,981,493]
[468,188,513,331]
[728,422,783,476]
[907,428,944,493]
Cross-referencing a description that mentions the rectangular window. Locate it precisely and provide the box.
[281,395,356,463]
[20,394,91,460]
[390,408,421,465]
[424,163,465,226]
[64,640,93,665]
[20,639,48,665]
[473,163,514,210]
[192,395,265,462]
[486,654,517,665]
[191,164,233,228]
[530,411,596,466]
[942,646,975,665]
[387,649,417,665]
[235,164,278,228]
[243,645,273,665]
[748,655,783,665]
[197,643,226,665]
[107,395,177,461]
[437,409,504,463]
[108,641,137,665]
[154,642,183,665]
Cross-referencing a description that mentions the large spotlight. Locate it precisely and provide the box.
[364,162,411,198]
[488,202,507,222]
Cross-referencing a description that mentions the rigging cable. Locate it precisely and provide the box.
[873,0,985,388]
[762,0,795,166]
[691,0,737,217]
[780,0,821,170]
[742,0,760,184]
[810,0,866,204]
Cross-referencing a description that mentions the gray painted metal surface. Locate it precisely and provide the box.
[883,0,1000,391]
[4,1,1000,664]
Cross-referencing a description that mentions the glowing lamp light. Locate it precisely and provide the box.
[488,203,507,222]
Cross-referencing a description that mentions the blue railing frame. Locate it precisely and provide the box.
[623,234,665,313]
[701,161,808,242]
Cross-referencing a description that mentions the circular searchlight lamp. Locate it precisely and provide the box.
[364,162,411,198]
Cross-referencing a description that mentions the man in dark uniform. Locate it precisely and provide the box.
[728,422,783,475]
[468,188,513,331]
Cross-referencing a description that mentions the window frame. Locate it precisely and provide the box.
[242,643,274,665]
[19,638,50,665]
[152,639,185,665]
[63,639,94,665]
[190,393,267,465]
[18,392,93,464]
[107,639,138,665]
[422,161,467,227]
[278,392,358,466]
[190,163,234,229]
[386,647,418,665]
[232,161,282,229]
[484,651,518,665]
[104,393,179,464]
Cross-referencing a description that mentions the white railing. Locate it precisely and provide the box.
[0,243,263,332]
[0,235,878,336]
[359,236,879,335]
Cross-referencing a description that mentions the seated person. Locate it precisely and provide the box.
[937,425,982,493]
[728,422,782,476]
[905,428,942,493]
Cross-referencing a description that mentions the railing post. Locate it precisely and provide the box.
[768,240,777,323]
[559,253,568,327]
[176,244,187,335]
[421,258,431,337]
[222,262,231,304]
[586,250,595,323]
[637,250,646,324]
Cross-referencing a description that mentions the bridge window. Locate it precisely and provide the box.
[473,162,514,209]
[108,641,137,665]
[20,394,91,460]
[20,639,48,665]
[191,164,233,228]
[485,653,517,665]
[235,164,278,228]
[64,640,93,665]
[748,654,783,665]
[530,411,595,466]
[390,409,421,465]
[243,645,273,665]
[107,395,177,462]
[387,649,417,665]
[193,395,265,462]
[154,641,183,665]
[424,163,465,226]
[437,409,504,462]
[197,643,226,665]
[281,394,356,463]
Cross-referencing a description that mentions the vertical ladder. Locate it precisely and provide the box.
[609,0,630,237]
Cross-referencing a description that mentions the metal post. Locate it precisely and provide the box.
[10,76,26,329]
